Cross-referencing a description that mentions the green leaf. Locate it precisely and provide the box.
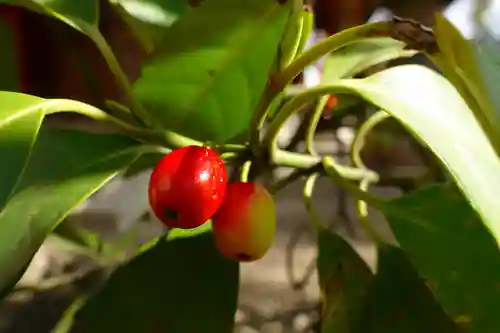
[278,0,303,69]
[0,92,45,209]
[317,226,458,332]
[0,17,20,91]
[133,0,292,143]
[359,244,460,333]
[430,15,500,155]
[322,38,416,82]
[380,184,500,333]
[0,127,141,293]
[74,222,239,333]
[317,225,372,332]
[336,64,500,246]
[113,0,189,53]
[474,39,500,127]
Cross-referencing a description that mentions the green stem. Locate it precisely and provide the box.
[44,99,138,129]
[355,177,383,242]
[351,110,390,168]
[254,22,392,152]
[302,173,323,230]
[305,95,329,155]
[88,28,152,128]
[44,99,244,153]
[321,156,386,208]
[349,110,389,242]
[273,149,378,182]
[249,90,275,153]
[275,21,392,89]
[240,161,252,182]
[262,85,353,151]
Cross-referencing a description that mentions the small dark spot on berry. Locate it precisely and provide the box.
[208,70,216,77]
[303,4,312,12]
[277,0,287,4]
[236,253,253,261]
[163,208,179,221]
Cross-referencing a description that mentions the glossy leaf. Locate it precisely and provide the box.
[74,222,239,333]
[317,225,372,332]
[380,184,500,333]
[336,64,500,246]
[0,92,45,209]
[359,244,460,333]
[278,0,303,69]
[322,37,416,82]
[317,226,458,332]
[113,0,189,53]
[0,127,141,293]
[474,38,500,128]
[430,15,500,154]
[133,0,292,143]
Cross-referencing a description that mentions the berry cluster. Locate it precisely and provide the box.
[148,146,276,262]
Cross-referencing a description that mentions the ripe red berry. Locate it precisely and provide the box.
[212,182,276,262]
[148,146,227,229]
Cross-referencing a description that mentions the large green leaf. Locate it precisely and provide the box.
[133,0,291,143]
[322,38,416,82]
[278,0,303,69]
[429,15,500,155]
[0,92,45,209]
[334,64,500,246]
[317,226,373,332]
[380,184,500,333]
[113,0,189,53]
[474,38,500,127]
[317,226,460,332]
[73,222,239,333]
[359,244,460,333]
[0,127,141,293]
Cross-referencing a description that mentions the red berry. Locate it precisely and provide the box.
[212,182,276,262]
[148,146,227,229]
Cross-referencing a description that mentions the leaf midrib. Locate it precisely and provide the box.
[0,102,46,129]
[173,2,287,132]
[0,102,46,211]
